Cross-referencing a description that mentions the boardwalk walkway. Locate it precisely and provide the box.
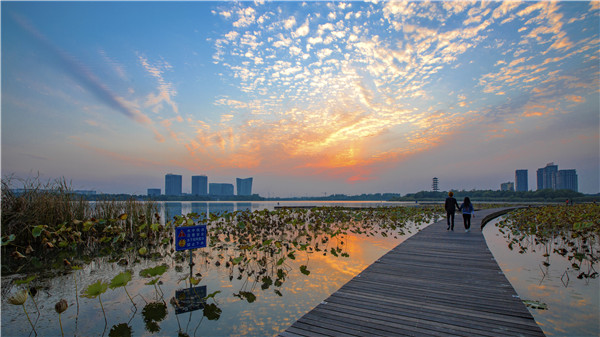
[280,208,545,337]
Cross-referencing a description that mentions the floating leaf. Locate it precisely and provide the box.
[330,248,338,257]
[81,280,108,298]
[109,271,132,289]
[14,275,36,285]
[261,276,273,290]
[109,323,132,337]
[300,265,310,275]
[138,247,148,256]
[203,303,222,320]
[236,291,256,303]
[140,264,168,278]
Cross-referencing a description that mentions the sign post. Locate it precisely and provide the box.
[175,224,207,274]
[173,224,209,314]
[175,225,207,251]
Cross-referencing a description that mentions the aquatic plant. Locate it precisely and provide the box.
[54,299,68,337]
[140,264,169,299]
[497,204,600,282]
[8,289,37,335]
[109,271,136,307]
[108,323,133,337]
[142,301,167,333]
[81,280,109,325]
[2,204,445,336]
[1,176,162,275]
[14,275,39,313]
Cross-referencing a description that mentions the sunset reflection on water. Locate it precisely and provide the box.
[1,215,423,337]
[483,218,599,337]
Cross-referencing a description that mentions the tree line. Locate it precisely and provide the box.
[392,189,599,202]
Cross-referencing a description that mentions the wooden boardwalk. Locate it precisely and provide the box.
[280,208,545,337]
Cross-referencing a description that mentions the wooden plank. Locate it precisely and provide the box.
[279,208,545,337]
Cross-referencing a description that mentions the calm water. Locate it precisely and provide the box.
[2,203,598,336]
[483,218,599,337]
[1,202,421,336]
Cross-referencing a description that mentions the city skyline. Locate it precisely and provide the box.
[2,1,599,196]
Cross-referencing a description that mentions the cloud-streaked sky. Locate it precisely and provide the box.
[2,1,599,196]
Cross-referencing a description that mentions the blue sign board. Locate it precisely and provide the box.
[175,225,207,251]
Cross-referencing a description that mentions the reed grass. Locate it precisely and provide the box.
[1,176,160,273]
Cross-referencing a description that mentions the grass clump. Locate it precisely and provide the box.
[1,176,163,275]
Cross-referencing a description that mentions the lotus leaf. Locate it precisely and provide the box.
[14,275,36,285]
[236,291,256,303]
[300,265,310,275]
[109,323,132,337]
[81,280,108,298]
[203,303,222,320]
[32,225,45,238]
[140,264,168,278]
[109,271,132,289]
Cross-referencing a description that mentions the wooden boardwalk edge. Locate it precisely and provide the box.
[279,208,545,337]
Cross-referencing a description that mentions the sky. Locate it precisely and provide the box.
[1,1,599,197]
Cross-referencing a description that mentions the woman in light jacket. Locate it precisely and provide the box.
[459,197,474,232]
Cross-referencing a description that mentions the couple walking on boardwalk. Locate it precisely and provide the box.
[445,191,474,232]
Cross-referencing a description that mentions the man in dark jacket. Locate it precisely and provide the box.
[445,191,459,231]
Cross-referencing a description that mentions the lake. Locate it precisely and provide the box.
[2,202,598,336]
[483,217,599,337]
[1,202,424,336]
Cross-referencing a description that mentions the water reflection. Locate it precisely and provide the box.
[190,202,207,216]
[483,218,599,337]
[1,221,417,336]
[162,202,253,220]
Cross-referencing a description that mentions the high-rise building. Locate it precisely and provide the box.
[500,182,514,191]
[165,174,182,196]
[557,169,578,192]
[147,188,161,196]
[537,163,558,190]
[432,177,439,192]
[192,175,208,196]
[236,177,253,196]
[515,170,528,192]
[209,183,234,196]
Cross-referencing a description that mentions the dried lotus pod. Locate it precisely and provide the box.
[55,299,68,314]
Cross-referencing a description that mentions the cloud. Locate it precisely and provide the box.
[293,19,310,38]
[283,16,296,30]
[233,6,256,28]
[11,13,152,125]
[139,56,179,115]
[202,1,597,186]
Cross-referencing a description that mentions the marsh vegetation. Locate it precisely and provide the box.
[2,177,598,336]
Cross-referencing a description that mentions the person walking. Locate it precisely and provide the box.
[460,197,475,232]
[445,191,459,231]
